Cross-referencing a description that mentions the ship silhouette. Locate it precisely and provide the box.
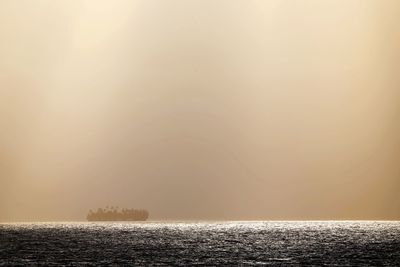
[87,206,149,221]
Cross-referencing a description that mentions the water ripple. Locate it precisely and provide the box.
[1,221,399,266]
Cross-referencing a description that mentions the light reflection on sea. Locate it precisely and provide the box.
[1,221,400,266]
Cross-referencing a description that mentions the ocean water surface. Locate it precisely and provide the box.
[1,221,399,266]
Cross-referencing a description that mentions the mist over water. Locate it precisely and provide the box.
[0,1,400,222]
[1,2,399,266]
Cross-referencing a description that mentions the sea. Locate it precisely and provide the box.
[1,221,400,266]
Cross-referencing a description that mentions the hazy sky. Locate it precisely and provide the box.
[1,0,399,221]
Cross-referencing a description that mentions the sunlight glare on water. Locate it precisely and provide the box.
[1,221,400,265]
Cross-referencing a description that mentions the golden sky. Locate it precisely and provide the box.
[1,0,399,221]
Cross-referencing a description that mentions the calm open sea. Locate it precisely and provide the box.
[1,221,399,266]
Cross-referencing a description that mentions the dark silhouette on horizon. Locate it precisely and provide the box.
[87,207,149,221]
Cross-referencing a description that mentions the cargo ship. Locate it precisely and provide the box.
[87,207,149,221]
